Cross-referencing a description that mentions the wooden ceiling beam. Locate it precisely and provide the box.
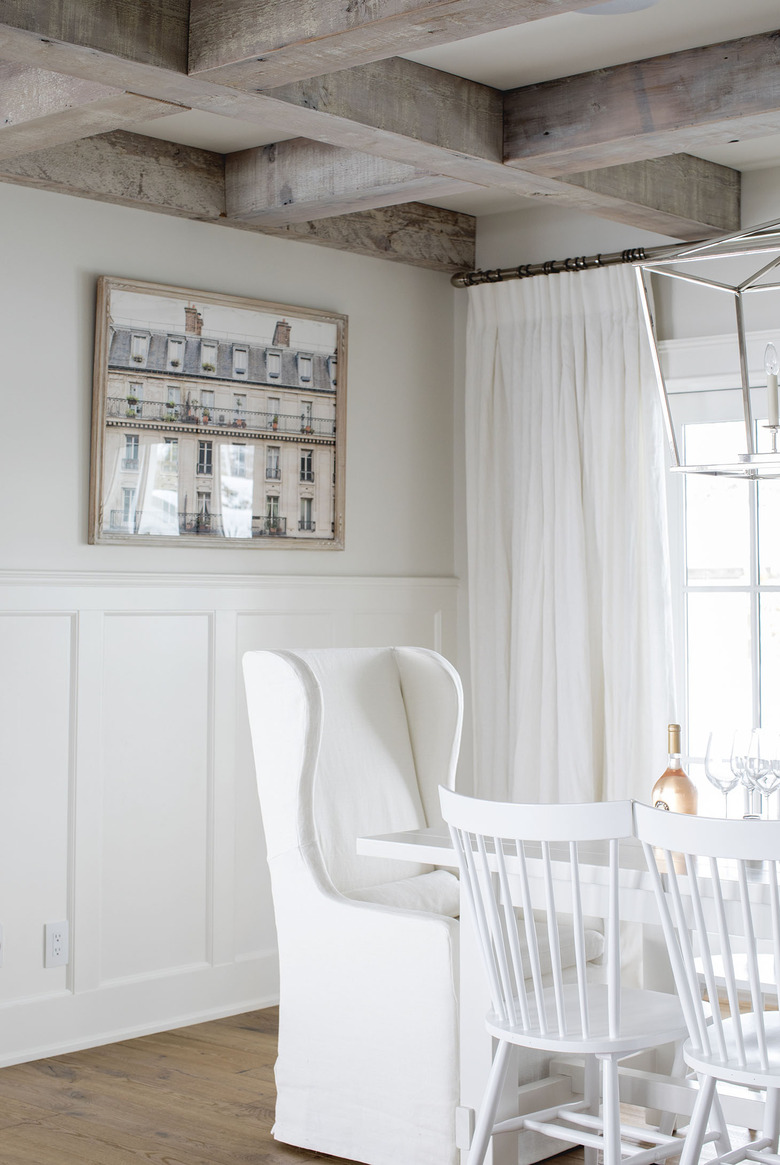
[0,10,743,241]
[0,63,181,159]
[187,0,597,89]
[565,154,740,238]
[504,29,780,176]
[0,129,476,273]
[226,138,475,226]
[0,0,190,71]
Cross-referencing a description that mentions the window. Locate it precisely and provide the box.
[268,396,280,427]
[301,401,312,432]
[162,437,178,470]
[197,491,211,527]
[127,382,143,416]
[267,351,281,379]
[122,434,139,470]
[197,440,213,476]
[130,334,148,364]
[299,496,314,532]
[167,337,184,369]
[300,449,314,482]
[233,346,248,376]
[297,354,313,383]
[266,445,281,480]
[201,390,215,410]
[166,386,181,415]
[328,354,337,385]
[230,444,247,478]
[668,385,780,815]
[201,341,217,373]
[122,487,136,526]
[234,394,246,425]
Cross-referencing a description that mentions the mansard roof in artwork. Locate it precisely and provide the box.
[108,316,337,394]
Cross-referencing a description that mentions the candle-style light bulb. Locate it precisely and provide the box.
[766,343,779,428]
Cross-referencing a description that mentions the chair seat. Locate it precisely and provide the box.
[684,1011,780,1089]
[486,984,687,1055]
[346,869,461,916]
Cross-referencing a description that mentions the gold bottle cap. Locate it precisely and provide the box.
[668,723,681,754]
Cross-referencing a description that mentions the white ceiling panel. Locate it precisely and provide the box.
[125,109,296,154]
[403,0,780,91]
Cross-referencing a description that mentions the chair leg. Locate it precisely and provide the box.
[467,1039,514,1165]
[583,1054,600,1165]
[658,1040,685,1137]
[600,1054,621,1165]
[710,1092,731,1156]
[763,1087,780,1154]
[679,1074,717,1165]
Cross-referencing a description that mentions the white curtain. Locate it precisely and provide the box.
[465,265,675,804]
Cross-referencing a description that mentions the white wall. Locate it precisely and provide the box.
[0,183,459,1063]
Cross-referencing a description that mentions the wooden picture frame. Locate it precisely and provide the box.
[89,276,347,549]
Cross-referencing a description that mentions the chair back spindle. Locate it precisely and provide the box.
[634,804,780,1077]
[441,789,634,1044]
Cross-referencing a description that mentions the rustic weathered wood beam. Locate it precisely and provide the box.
[260,58,741,237]
[0,63,181,159]
[0,0,190,71]
[187,0,597,89]
[0,129,475,272]
[504,29,780,177]
[0,12,742,238]
[225,138,475,225]
[565,154,740,238]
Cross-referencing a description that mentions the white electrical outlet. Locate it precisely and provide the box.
[44,921,69,968]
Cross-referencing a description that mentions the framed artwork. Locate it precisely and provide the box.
[89,276,346,549]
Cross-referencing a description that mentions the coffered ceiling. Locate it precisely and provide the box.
[0,1,779,272]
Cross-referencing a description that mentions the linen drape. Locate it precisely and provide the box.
[465,265,674,804]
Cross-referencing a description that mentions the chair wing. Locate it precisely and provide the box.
[241,647,463,1165]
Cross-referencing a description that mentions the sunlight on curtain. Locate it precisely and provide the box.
[466,265,674,803]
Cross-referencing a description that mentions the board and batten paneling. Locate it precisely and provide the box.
[0,572,457,1066]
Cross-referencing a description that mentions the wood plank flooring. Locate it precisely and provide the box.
[0,1007,740,1164]
[0,1009,355,1165]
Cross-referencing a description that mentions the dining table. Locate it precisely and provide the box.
[357,824,773,1165]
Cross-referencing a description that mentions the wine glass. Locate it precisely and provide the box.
[733,729,771,816]
[704,730,739,817]
[731,730,758,816]
[759,733,780,817]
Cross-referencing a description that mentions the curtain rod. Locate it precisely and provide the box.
[450,242,686,288]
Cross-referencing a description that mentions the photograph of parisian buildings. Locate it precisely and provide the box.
[99,288,340,544]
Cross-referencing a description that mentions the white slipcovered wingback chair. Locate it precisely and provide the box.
[242,647,464,1165]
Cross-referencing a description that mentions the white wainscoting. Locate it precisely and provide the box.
[0,571,458,1067]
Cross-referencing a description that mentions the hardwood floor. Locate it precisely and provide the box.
[0,1008,737,1164]
[0,1009,356,1165]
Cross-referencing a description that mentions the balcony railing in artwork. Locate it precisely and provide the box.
[108,398,335,437]
[108,511,290,537]
[298,519,316,531]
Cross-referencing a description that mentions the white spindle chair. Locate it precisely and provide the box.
[440,788,692,1165]
[635,803,780,1165]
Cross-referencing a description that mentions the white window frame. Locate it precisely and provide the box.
[663,330,780,797]
[267,350,281,379]
[201,341,218,373]
[167,337,185,370]
[197,440,213,476]
[297,353,313,383]
[233,346,248,377]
